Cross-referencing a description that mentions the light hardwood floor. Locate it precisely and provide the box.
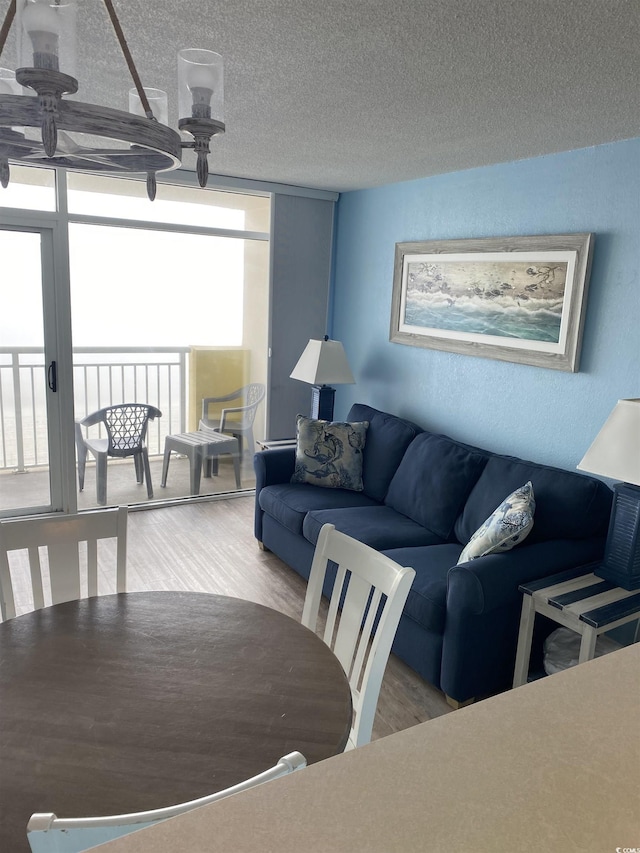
[122,496,453,739]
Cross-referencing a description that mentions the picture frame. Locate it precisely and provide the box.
[390,233,594,371]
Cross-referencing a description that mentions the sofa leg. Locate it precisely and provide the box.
[257,541,270,551]
[446,695,475,710]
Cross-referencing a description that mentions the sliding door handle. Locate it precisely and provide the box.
[47,360,57,392]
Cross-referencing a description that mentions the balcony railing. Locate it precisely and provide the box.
[0,347,189,472]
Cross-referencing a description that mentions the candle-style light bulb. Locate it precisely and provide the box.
[22,0,60,71]
[178,49,223,123]
[177,49,225,188]
[186,65,214,119]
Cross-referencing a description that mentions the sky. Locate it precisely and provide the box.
[68,223,244,347]
[1,229,44,347]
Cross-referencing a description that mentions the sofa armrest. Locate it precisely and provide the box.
[447,538,605,616]
[440,537,605,703]
[254,447,296,488]
[253,448,296,541]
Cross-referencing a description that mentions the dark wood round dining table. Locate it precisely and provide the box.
[0,591,352,852]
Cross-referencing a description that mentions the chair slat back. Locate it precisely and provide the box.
[0,545,16,620]
[27,546,45,611]
[322,563,347,650]
[302,523,415,748]
[243,383,266,425]
[330,570,373,676]
[350,585,383,687]
[102,404,160,455]
[0,507,128,621]
[202,384,265,429]
[48,540,82,605]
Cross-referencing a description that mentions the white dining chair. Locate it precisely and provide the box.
[0,506,128,621]
[27,751,307,853]
[302,523,415,749]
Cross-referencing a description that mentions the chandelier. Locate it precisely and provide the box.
[0,0,225,200]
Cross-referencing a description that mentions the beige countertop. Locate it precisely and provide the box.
[97,643,640,853]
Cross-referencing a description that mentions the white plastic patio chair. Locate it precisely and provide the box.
[302,523,415,749]
[75,404,162,506]
[199,382,265,460]
[27,751,306,853]
[0,507,128,621]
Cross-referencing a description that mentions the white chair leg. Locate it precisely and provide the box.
[142,449,153,499]
[96,454,108,506]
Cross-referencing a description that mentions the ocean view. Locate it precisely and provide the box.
[403,257,568,343]
[0,349,186,470]
[404,292,563,341]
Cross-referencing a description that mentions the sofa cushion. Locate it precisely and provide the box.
[347,404,422,503]
[259,483,379,537]
[455,455,613,545]
[457,481,535,563]
[385,433,488,540]
[383,544,464,635]
[302,506,444,551]
[291,415,368,491]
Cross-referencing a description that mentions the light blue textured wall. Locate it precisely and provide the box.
[330,138,640,472]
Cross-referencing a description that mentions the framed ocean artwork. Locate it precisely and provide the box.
[390,234,594,371]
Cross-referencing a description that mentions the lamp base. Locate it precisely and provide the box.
[594,482,640,590]
[310,385,335,421]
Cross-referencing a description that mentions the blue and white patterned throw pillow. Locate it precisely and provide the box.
[457,481,535,564]
[291,415,368,491]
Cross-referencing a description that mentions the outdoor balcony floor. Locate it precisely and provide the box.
[0,453,256,513]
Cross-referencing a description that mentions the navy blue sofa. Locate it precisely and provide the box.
[254,404,612,704]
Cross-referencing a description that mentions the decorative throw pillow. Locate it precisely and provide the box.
[291,415,368,491]
[457,481,535,564]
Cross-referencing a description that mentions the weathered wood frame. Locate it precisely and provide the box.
[390,233,594,372]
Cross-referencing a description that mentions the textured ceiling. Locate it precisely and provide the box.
[1,0,639,192]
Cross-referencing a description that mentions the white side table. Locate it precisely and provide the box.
[513,566,640,687]
[256,439,296,450]
[161,431,241,494]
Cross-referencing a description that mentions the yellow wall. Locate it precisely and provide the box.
[188,348,251,431]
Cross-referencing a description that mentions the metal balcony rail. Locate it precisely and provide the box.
[0,347,189,472]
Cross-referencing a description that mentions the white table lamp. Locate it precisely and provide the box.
[290,337,355,421]
[577,398,640,589]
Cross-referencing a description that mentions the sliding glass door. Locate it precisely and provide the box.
[66,174,270,507]
[0,224,66,515]
[0,166,271,514]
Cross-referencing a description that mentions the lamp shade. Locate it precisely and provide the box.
[577,399,640,486]
[290,338,355,386]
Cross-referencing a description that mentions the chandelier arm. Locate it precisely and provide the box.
[101,0,152,118]
[0,0,16,60]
